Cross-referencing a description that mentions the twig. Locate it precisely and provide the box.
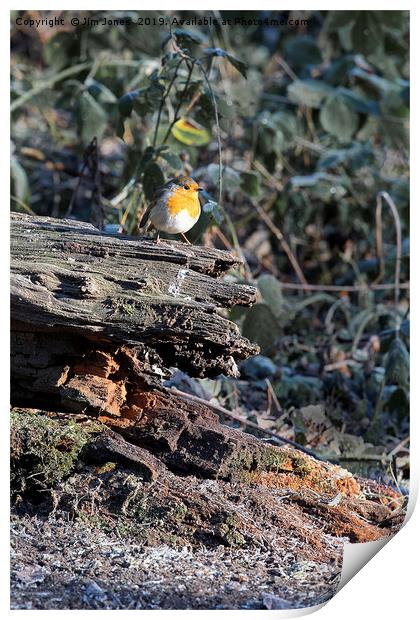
[213,227,233,250]
[65,137,103,228]
[323,359,360,372]
[169,386,323,461]
[110,178,136,207]
[352,306,399,353]
[252,160,284,192]
[161,60,195,145]
[265,379,283,416]
[324,296,351,335]
[65,160,88,219]
[326,453,388,463]
[84,52,106,85]
[276,55,298,81]
[276,281,409,293]
[11,62,91,112]
[152,57,184,148]
[251,201,309,290]
[387,436,410,459]
[196,61,222,209]
[11,59,147,113]
[10,195,35,215]
[375,191,403,325]
[196,60,252,279]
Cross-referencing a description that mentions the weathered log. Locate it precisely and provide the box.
[11,213,257,377]
[11,408,403,546]
[11,329,362,494]
[11,409,404,610]
[10,213,404,549]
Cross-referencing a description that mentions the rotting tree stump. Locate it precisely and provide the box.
[11,213,404,551]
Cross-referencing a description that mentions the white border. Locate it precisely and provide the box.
[3,3,418,618]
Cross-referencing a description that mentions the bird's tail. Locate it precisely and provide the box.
[139,205,152,229]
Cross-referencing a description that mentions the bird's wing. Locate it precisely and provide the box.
[154,179,176,198]
[139,180,176,228]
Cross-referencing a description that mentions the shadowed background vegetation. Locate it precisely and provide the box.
[11,10,409,487]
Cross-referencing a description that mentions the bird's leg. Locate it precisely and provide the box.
[156,232,160,243]
[180,233,191,245]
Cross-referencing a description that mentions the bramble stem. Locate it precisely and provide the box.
[152,58,184,148]
[161,60,196,145]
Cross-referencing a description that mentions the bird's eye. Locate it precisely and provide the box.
[184,184,190,190]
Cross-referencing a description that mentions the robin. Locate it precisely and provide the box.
[139,176,203,242]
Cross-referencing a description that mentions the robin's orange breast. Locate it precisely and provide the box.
[167,190,201,219]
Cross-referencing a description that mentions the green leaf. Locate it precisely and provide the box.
[336,88,380,116]
[86,79,117,104]
[318,144,374,170]
[206,164,241,191]
[174,28,206,43]
[11,155,30,205]
[287,79,334,109]
[284,35,322,70]
[351,11,384,57]
[323,56,356,86]
[203,48,247,78]
[274,374,322,406]
[386,387,408,420]
[320,95,359,142]
[385,337,409,393]
[171,118,211,146]
[225,53,248,78]
[242,304,280,354]
[257,123,286,156]
[240,171,261,197]
[257,275,290,324]
[161,33,173,49]
[377,112,408,150]
[79,91,108,143]
[116,117,125,140]
[119,82,162,120]
[290,172,334,187]
[155,145,169,154]
[135,146,157,177]
[144,75,165,107]
[202,200,222,225]
[289,173,347,202]
[42,32,73,71]
[203,47,227,58]
[271,110,301,140]
[292,409,307,445]
[160,151,183,170]
[327,11,358,30]
[376,10,406,30]
[216,98,236,119]
[350,67,400,94]
[142,162,165,201]
[174,28,206,49]
[118,90,140,118]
